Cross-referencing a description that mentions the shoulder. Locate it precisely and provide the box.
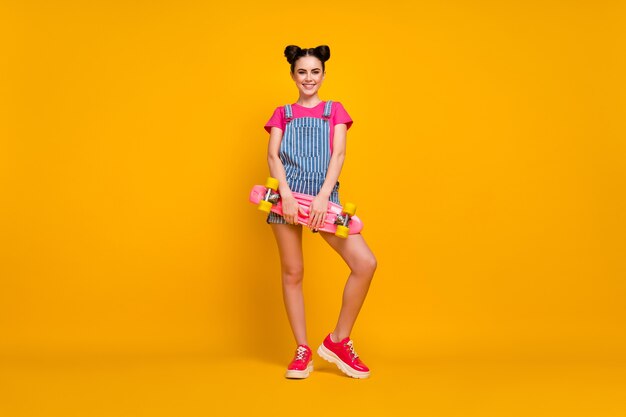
[330,101,347,110]
[267,105,287,121]
[330,101,351,118]
[273,105,286,115]
[329,101,352,118]
[264,105,288,133]
[329,101,353,129]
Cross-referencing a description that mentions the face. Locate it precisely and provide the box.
[291,55,325,97]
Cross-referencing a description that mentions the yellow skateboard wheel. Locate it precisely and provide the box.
[258,200,272,213]
[335,225,349,239]
[265,177,279,190]
[343,202,356,216]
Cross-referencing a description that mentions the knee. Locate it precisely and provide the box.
[352,254,377,278]
[282,264,304,286]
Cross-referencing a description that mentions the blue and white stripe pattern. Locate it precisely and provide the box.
[268,100,340,224]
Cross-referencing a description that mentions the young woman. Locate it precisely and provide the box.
[263,45,377,379]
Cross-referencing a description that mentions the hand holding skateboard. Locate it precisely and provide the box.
[249,177,363,238]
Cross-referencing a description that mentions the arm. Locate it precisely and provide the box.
[267,126,305,224]
[308,123,348,230]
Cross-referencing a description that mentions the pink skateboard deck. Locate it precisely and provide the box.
[249,183,363,236]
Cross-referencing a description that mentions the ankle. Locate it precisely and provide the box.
[330,332,348,343]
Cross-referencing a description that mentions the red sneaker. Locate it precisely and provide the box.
[285,345,313,379]
[317,333,370,379]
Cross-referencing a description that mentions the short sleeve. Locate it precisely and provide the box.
[264,106,285,134]
[332,102,353,130]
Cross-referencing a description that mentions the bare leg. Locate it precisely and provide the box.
[270,224,308,346]
[319,232,377,341]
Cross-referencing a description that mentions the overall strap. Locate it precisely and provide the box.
[322,100,333,119]
[284,104,293,122]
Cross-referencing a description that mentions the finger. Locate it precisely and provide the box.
[313,212,323,227]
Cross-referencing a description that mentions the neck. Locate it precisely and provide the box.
[296,96,322,108]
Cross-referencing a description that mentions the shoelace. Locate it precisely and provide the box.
[295,346,308,361]
[345,340,359,359]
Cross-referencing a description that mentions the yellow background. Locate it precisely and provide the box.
[1,1,625,416]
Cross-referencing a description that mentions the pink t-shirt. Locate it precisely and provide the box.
[264,101,353,151]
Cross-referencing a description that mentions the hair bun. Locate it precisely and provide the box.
[284,45,302,64]
[314,45,331,62]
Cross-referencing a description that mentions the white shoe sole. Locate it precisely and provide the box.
[285,361,313,379]
[317,344,370,379]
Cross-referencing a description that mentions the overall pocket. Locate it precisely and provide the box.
[294,126,322,157]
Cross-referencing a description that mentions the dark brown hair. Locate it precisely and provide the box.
[284,45,331,73]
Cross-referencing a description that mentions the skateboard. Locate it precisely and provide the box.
[249,177,363,238]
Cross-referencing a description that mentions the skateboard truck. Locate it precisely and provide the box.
[335,213,350,227]
[263,189,280,204]
[258,177,280,213]
[334,202,356,238]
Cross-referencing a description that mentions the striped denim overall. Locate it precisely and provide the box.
[267,100,341,224]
